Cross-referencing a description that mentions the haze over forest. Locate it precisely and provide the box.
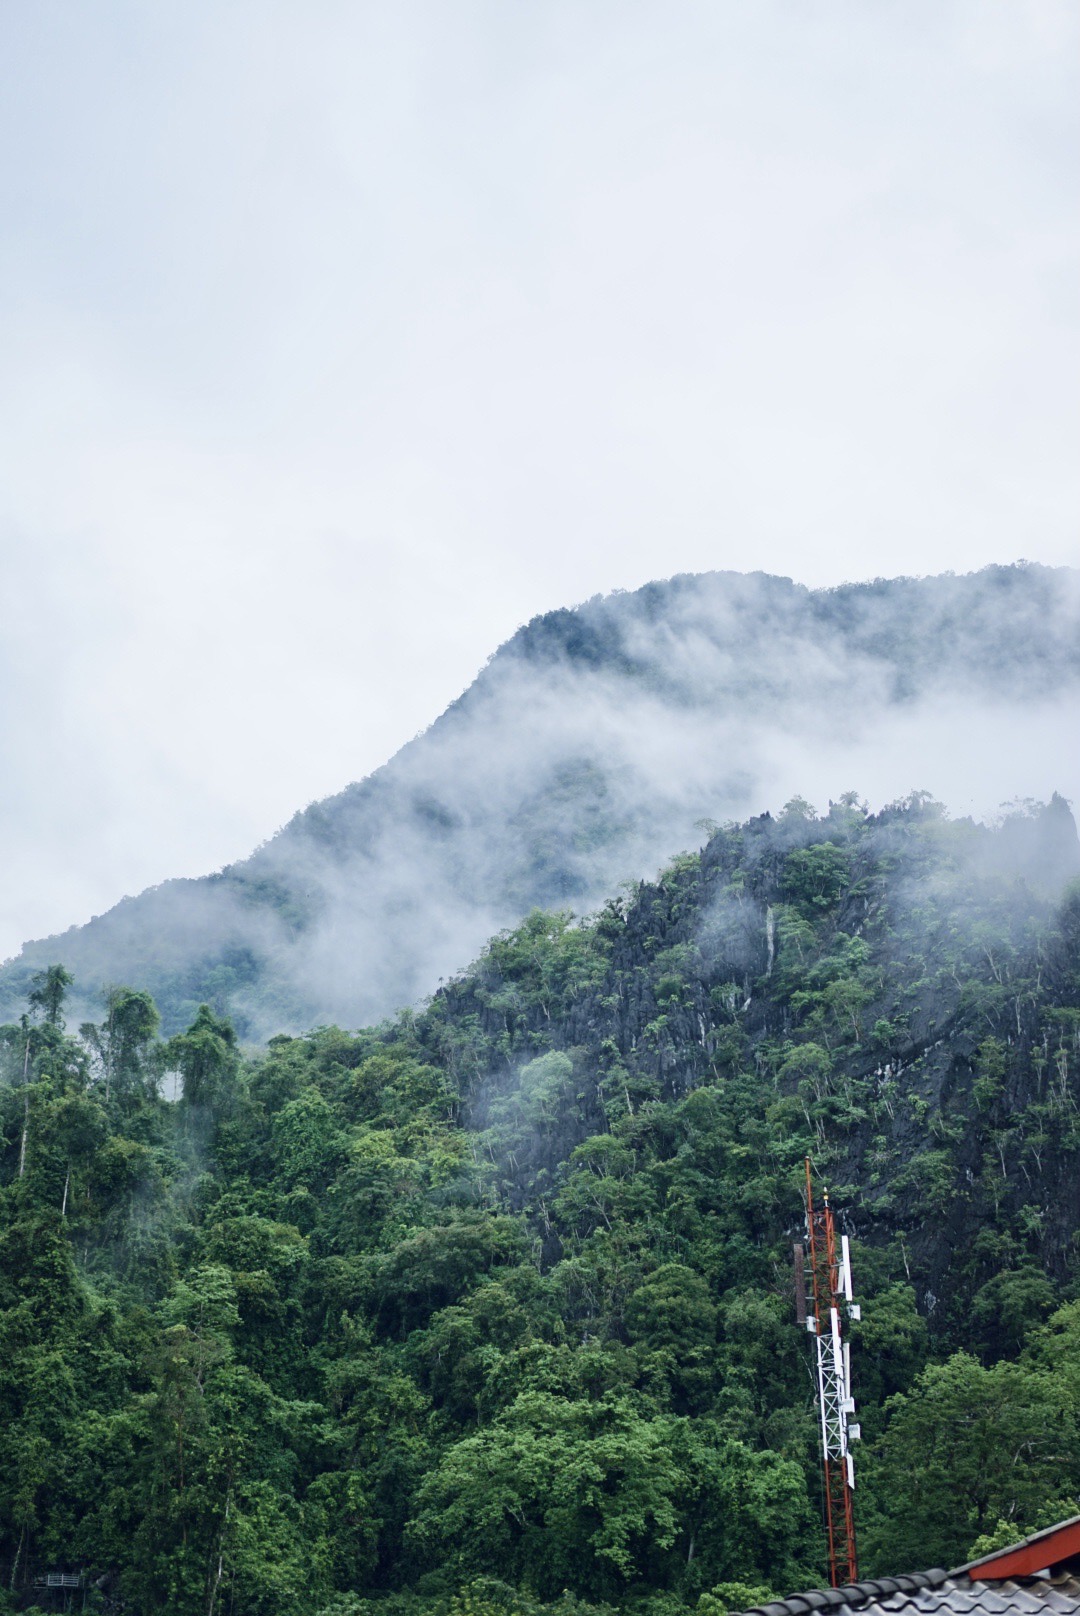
[3,744,1080,1613]
[3,561,1077,1038]
[3,3,1080,1612]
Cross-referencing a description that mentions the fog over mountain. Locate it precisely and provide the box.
[3,562,1078,1037]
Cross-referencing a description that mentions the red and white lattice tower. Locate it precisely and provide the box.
[794,1157,860,1587]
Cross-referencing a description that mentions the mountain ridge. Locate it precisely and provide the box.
[3,561,1078,1036]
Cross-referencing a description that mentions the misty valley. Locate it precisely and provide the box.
[3,788,1080,1616]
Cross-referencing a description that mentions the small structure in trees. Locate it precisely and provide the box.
[32,1570,86,1612]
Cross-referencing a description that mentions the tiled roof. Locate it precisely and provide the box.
[740,1570,1080,1616]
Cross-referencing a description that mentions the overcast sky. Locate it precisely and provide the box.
[1,0,1078,960]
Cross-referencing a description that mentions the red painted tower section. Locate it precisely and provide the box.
[802,1158,859,1587]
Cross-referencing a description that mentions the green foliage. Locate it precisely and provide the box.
[860,1352,1079,1572]
[27,965,74,1029]
[2,802,1080,1610]
[696,1583,775,1616]
[781,844,851,914]
[170,1003,240,1109]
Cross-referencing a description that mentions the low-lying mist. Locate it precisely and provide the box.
[2,562,1078,1036]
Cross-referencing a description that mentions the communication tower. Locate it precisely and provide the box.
[794,1157,860,1587]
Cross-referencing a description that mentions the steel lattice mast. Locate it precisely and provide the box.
[795,1157,860,1587]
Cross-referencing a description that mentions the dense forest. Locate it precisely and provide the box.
[3,792,1080,1616]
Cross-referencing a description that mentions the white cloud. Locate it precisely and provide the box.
[0,0,1077,956]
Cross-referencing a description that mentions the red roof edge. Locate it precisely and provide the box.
[954,1515,1080,1581]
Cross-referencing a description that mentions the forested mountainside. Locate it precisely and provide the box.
[2,563,1079,1038]
[3,793,1080,1616]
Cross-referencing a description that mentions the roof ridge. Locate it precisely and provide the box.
[740,1570,951,1616]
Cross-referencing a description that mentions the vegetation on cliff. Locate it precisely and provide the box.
[2,793,1080,1615]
